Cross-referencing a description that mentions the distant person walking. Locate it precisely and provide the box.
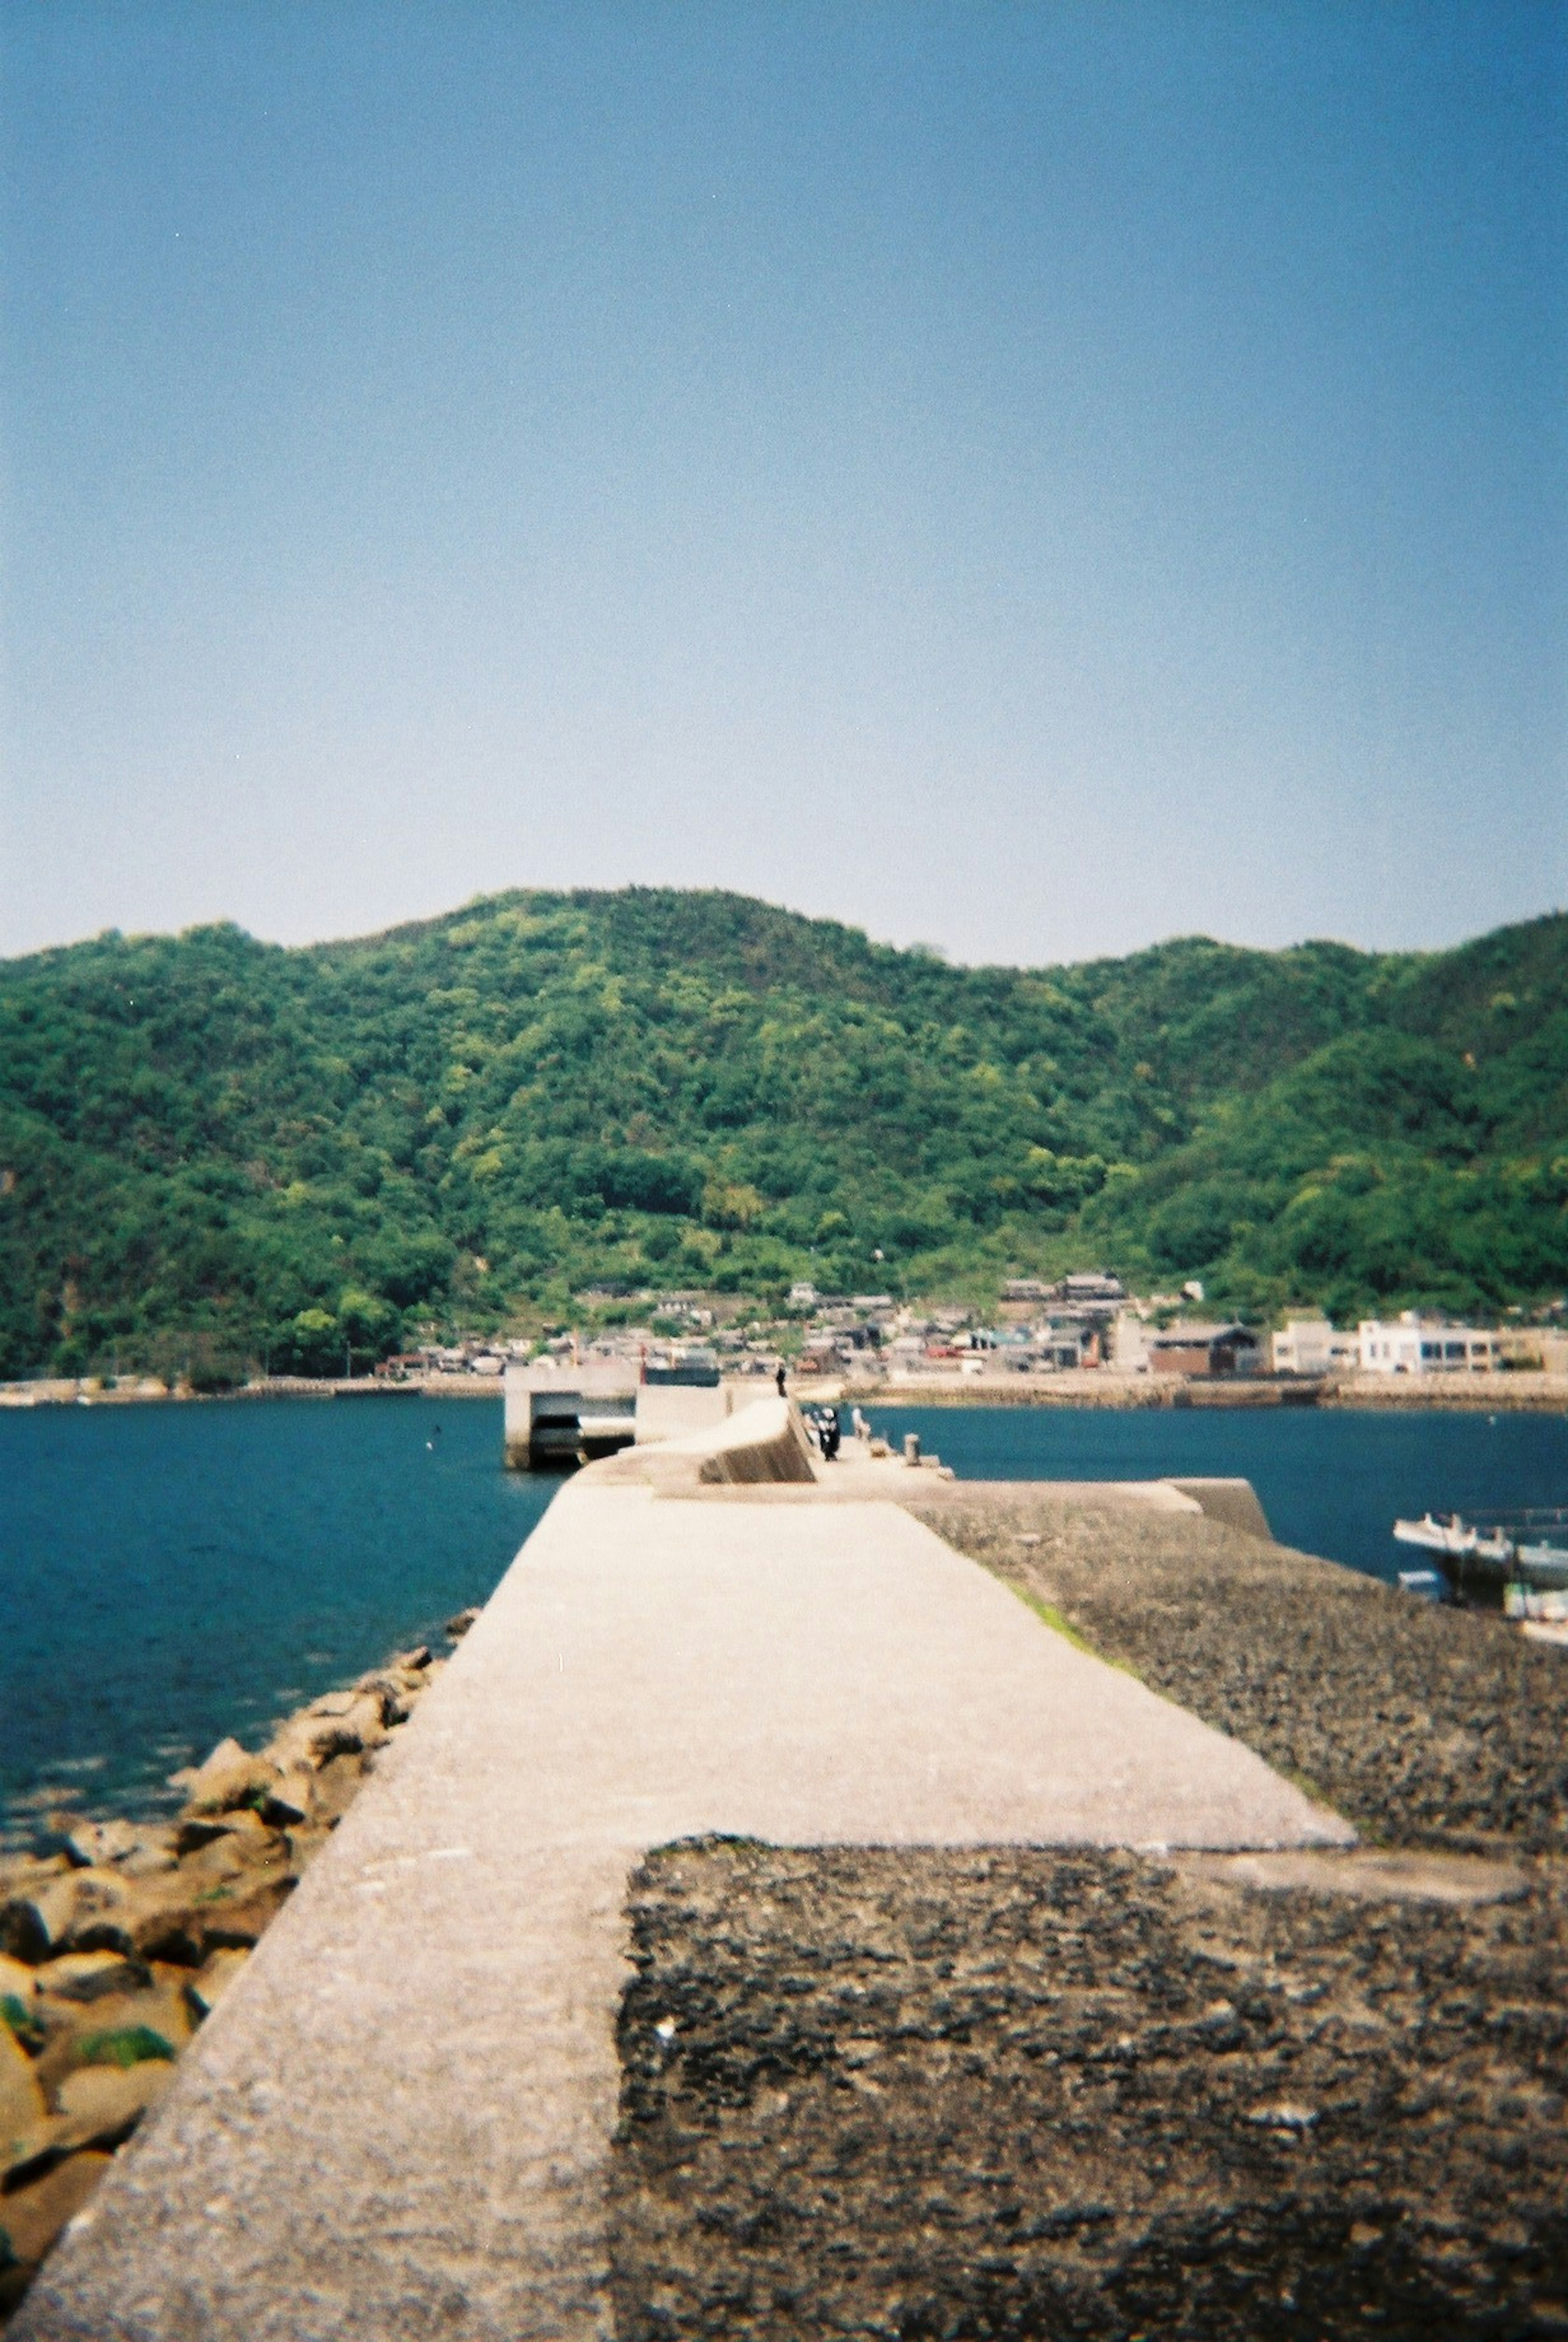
[775,1361,787,1398]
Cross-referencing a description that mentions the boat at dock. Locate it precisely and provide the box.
[1393,1513,1513,1564]
[1393,1507,1568,1604]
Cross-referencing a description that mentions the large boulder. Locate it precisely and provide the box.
[101,1830,292,1964]
[0,1872,138,1965]
[119,1894,207,1969]
[0,2021,47,2141]
[172,1807,274,1858]
[59,1819,178,1877]
[54,2056,172,2146]
[258,1768,316,1829]
[0,1954,38,2010]
[170,1736,278,1815]
[33,1952,151,2006]
[264,1690,387,1774]
[0,2148,112,2272]
[196,1875,294,1950]
[309,1752,366,1827]
[3,2111,89,2190]
[352,1674,412,1726]
[30,1999,172,2109]
[40,1983,189,2072]
[183,1947,249,2023]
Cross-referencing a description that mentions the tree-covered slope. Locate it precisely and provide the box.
[0,889,1563,1375]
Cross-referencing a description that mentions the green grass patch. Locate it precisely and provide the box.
[1016,1590,1098,1655]
[0,1994,44,2055]
[76,2025,175,2069]
[1004,1580,1147,1682]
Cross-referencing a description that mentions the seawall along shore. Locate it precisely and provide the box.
[840,1368,1568,1413]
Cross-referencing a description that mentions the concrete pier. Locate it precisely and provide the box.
[16,1415,1350,2341]
[502,1365,778,1468]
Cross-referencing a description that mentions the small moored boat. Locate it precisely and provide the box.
[1393,1513,1512,1564]
[1392,1508,1568,1605]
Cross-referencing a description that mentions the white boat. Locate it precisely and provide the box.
[1514,1540,1568,1591]
[1392,1513,1513,1565]
[1392,1508,1568,1603]
[1505,1582,1568,1622]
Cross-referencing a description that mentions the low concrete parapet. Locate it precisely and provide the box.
[693,1397,817,1484]
[579,1396,818,1492]
[503,1368,791,1469]
[1164,1476,1274,1540]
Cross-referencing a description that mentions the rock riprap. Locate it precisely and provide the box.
[0,1640,448,2320]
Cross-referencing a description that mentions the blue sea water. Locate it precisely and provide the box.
[2,1393,1566,1838]
[0,1395,552,1841]
[864,1401,1568,1585]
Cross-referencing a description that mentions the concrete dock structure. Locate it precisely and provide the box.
[16,1405,1352,2341]
[502,1363,777,1468]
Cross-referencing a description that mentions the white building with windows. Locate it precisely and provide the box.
[1271,1318,1357,1375]
[1357,1313,1500,1375]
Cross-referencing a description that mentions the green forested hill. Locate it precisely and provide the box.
[1,889,1564,1376]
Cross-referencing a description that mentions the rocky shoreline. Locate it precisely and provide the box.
[0,1607,479,2320]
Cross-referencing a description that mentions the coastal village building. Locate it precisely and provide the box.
[1497,1327,1568,1374]
[1147,1322,1263,1378]
[1107,1310,1152,1372]
[1039,1323,1100,1370]
[1049,1272,1127,1313]
[1270,1318,1357,1376]
[1357,1314,1501,1374]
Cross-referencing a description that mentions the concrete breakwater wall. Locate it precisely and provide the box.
[16,1395,1564,2338]
[10,1401,1349,2341]
[502,1365,797,1468]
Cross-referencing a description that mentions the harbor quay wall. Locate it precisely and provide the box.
[842,1367,1568,1413]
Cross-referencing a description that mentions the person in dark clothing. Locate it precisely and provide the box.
[775,1362,787,1397]
[820,1404,842,1462]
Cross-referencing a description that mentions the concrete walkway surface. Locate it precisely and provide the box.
[16,1484,1350,2342]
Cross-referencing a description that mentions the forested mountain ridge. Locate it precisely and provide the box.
[0,888,1564,1377]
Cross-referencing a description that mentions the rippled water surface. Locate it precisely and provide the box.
[0,1395,551,1834]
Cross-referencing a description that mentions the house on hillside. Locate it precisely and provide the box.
[1048,1273,1127,1317]
[1147,1322,1262,1378]
[1040,1322,1100,1370]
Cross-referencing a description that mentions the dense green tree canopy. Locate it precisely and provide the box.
[0,889,1564,1375]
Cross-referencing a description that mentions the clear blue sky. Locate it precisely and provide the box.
[2,1,1563,967]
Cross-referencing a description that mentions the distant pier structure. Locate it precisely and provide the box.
[503,1355,733,1468]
